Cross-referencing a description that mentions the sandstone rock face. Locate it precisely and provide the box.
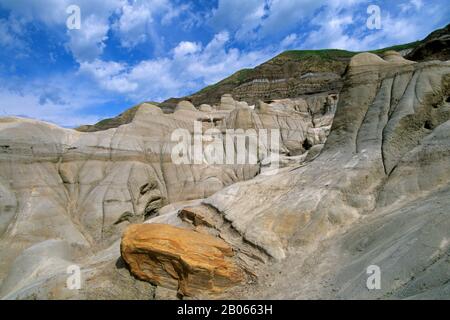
[382,50,415,64]
[232,71,342,105]
[199,54,449,260]
[178,54,450,299]
[175,100,197,112]
[2,43,449,300]
[121,224,244,297]
[219,94,239,110]
[0,92,333,298]
[0,238,155,300]
[199,104,214,112]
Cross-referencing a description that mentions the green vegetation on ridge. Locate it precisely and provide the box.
[196,43,421,96]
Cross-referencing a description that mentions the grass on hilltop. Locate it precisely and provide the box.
[198,41,422,95]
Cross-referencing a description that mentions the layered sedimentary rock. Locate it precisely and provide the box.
[0,92,333,299]
[144,51,450,299]
[201,52,450,260]
[121,224,244,297]
[1,41,449,299]
[156,25,449,113]
[232,71,342,104]
[160,51,350,110]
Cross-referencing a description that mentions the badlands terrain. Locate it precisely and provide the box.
[0,25,449,300]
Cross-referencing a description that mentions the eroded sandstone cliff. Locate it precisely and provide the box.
[122,51,450,299]
[0,91,334,298]
[0,35,449,300]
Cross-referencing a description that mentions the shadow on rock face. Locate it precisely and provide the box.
[115,257,127,270]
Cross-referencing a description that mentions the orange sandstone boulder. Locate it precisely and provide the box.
[120,223,244,297]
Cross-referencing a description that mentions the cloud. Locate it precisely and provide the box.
[209,0,447,49]
[0,0,195,59]
[280,33,298,49]
[115,2,152,48]
[301,0,449,51]
[303,10,358,50]
[0,18,17,47]
[0,0,124,29]
[113,0,179,49]
[173,41,202,57]
[210,0,329,42]
[77,31,274,102]
[399,0,424,12]
[161,3,189,25]
[79,59,138,93]
[259,0,321,38]
[67,15,110,61]
[0,0,124,61]
[210,0,265,38]
[0,15,28,53]
[1,0,449,128]
[0,0,70,24]
[0,77,107,127]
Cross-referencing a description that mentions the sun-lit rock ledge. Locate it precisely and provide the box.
[121,223,245,297]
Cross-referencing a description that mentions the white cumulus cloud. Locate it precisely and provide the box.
[77,31,274,102]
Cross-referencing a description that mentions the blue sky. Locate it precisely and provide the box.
[0,0,448,127]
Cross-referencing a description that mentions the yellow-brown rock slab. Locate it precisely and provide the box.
[121,223,244,297]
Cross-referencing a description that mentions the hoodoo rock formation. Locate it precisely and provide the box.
[0,25,449,300]
[0,91,334,299]
[122,51,450,299]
